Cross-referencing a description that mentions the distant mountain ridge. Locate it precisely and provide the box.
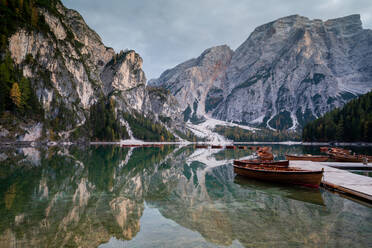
[150,14,372,130]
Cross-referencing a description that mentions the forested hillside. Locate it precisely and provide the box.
[0,0,186,142]
[0,0,57,118]
[303,91,372,142]
[214,126,301,142]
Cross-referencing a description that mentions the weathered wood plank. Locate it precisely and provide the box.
[290,161,372,203]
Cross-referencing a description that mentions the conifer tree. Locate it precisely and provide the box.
[10,82,21,109]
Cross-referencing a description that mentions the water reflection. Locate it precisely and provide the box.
[0,145,371,248]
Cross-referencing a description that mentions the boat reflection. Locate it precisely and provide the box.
[0,145,371,248]
[234,175,325,206]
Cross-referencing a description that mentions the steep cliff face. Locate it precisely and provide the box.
[214,14,372,129]
[1,0,182,141]
[149,45,233,122]
[153,14,372,130]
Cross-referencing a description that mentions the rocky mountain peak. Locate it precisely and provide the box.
[1,0,186,142]
[325,14,363,35]
[101,50,146,95]
[149,45,233,120]
[155,14,372,130]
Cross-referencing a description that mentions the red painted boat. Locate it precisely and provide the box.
[233,164,324,188]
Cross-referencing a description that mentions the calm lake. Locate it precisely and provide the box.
[0,145,371,247]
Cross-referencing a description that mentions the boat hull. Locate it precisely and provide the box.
[234,160,289,167]
[329,154,369,163]
[233,165,323,188]
[226,145,236,149]
[285,154,329,162]
[195,145,208,149]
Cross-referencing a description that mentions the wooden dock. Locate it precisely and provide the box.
[319,162,372,170]
[291,161,372,203]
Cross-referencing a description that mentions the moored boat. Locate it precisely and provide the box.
[285,154,329,162]
[238,146,247,150]
[211,145,223,149]
[122,144,141,147]
[329,147,351,155]
[234,159,289,167]
[257,151,274,161]
[195,145,209,149]
[226,145,236,149]
[249,146,259,151]
[329,153,370,163]
[233,164,324,188]
[320,147,330,153]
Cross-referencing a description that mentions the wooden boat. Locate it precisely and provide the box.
[234,176,325,206]
[257,146,272,152]
[257,151,274,161]
[234,159,289,167]
[238,146,247,150]
[122,144,140,147]
[211,145,223,149]
[320,147,330,153]
[329,147,351,155]
[195,145,208,149]
[249,146,259,151]
[285,154,329,162]
[226,145,236,149]
[233,164,324,188]
[329,153,370,163]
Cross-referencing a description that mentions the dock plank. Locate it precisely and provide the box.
[290,161,372,202]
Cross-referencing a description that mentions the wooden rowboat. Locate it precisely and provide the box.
[211,145,223,149]
[329,147,351,155]
[320,147,330,153]
[233,164,324,188]
[285,154,329,162]
[329,153,370,163]
[238,146,247,150]
[226,145,236,149]
[257,151,274,161]
[257,146,272,152]
[234,159,289,167]
[122,144,140,147]
[195,145,208,149]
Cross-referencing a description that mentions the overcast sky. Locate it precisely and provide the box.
[62,0,372,80]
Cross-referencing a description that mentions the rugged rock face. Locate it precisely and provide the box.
[2,1,183,141]
[149,45,233,122]
[153,14,372,130]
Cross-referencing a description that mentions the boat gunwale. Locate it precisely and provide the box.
[233,165,324,175]
[285,154,329,158]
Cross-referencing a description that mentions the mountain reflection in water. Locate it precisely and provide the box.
[0,145,371,248]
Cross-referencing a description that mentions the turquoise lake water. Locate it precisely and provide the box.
[0,145,371,247]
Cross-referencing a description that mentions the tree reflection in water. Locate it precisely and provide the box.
[0,145,371,248]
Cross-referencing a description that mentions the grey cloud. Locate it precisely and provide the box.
[62,0,372,79]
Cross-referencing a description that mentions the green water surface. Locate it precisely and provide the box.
[0,145,371,248]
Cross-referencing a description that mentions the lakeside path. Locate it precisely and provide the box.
[291,161,372,203]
